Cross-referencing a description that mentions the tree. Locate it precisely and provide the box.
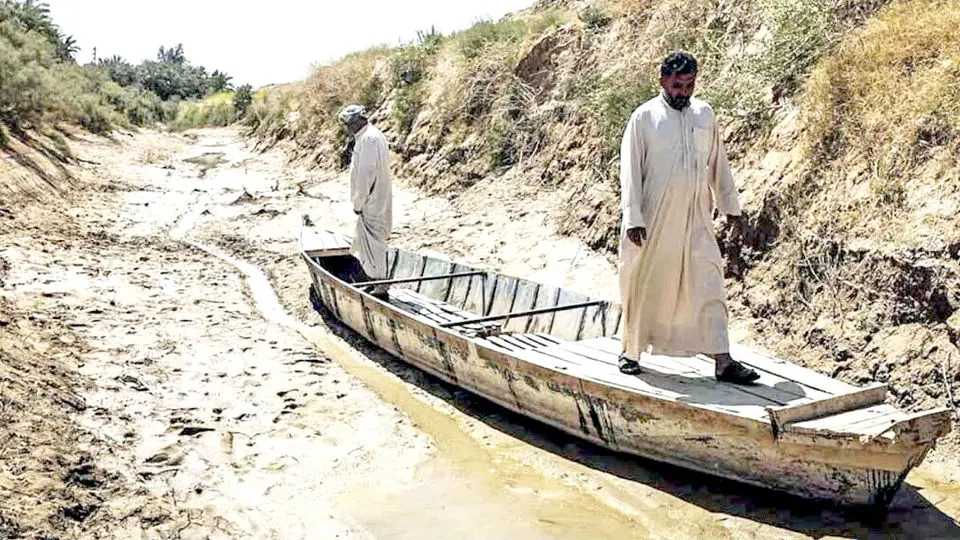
[7,0,52,34]
[2,1,79,62]
[55,31,78,61]
[98,55,138,87]
[157,43,185,64]
[233,84,253,117]
[210,70,233,92]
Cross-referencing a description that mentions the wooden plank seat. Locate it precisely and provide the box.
[387,288,503,336]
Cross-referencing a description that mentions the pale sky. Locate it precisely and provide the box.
[47,1,536,89]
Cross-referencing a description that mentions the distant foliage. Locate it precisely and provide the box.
[135,45,217,100]
[1,0,78,62]
[233,84,253,118]
[170,92,236,131]
[454,10,570,59]
[0,2,252,148]
[97,55,138,86]
[210,70,233,93]
[804,0,960,204]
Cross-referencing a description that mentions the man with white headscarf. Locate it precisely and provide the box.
[339,104,393,300]
[617,52,759,385]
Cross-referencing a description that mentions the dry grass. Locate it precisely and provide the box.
[804,0,960,195]
[169,92,237,131]
[304,47,390,118]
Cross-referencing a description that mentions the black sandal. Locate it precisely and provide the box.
[716,362,760,385]
[618,355,642,375]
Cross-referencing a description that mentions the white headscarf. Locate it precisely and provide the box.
[338,104,367,124]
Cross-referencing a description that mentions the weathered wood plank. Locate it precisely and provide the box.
[356,271,485,288]
[581,337,828,405]
[503,281,540,334]
[447,264,479,307]
[539,342,780,419]
[488,275,519,317]
[534,333,562,345]
[419,258,453,298]
[886,408,953,445]
[301,228,352,256]
[729,344,858,396]
[440,301,604,329]
[668,353,831,403]
[768,383,888,436]
[792,404,899,432]
[552,289,591,341]
[510,334,548,350]
[579,302,609,341]
[391,251,422,282]
[558,340,696,375]
[527,285,560,335]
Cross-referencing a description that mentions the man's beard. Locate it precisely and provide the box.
[664,94,691,110]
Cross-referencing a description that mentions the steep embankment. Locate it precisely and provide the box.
[246,0,960,444]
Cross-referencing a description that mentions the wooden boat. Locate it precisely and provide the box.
[298,226,952,510]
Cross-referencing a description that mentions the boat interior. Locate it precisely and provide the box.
[303,227,924,438]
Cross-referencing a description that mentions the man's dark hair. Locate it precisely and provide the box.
[660,51,698,77]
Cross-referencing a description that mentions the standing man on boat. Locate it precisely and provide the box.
[616,52,759,385]
[338,104,393,300]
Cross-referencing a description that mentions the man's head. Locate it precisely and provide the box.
[660,51,698,110]
[338,104,368,135]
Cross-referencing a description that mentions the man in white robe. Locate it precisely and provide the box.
[617,52,759,385]
[339,104,393,300]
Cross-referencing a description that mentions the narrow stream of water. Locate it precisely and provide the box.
[171,200,650,539]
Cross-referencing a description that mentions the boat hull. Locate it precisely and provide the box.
[302,251,941,509]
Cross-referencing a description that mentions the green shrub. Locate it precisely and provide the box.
[453,11,570,59]
[579,5,613,29]
[233,84,253,119]
[169,92,236,131]
[391,27,443,85]
[0,17,58,126]
[752,0,838,93]
[587,74,659,160]
[393,84,424,135]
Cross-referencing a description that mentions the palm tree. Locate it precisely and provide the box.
[158,44,185,64]
[210,70,234,93]
[56,31,79,62]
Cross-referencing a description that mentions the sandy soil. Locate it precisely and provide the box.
[1,126,959,539]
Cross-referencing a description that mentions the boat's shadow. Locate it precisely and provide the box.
[312,299,959,539]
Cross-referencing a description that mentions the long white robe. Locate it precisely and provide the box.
[349,123,393,280]
[619,93,740,359]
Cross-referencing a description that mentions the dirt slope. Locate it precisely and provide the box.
[244,0,960,451]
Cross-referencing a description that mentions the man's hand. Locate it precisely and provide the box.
[726,215,743,241]
[627,227,647,247]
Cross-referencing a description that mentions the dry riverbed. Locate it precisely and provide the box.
[1,127,958,539]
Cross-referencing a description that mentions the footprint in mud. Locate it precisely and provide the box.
[144,448,184,467]
[182,152,227,179]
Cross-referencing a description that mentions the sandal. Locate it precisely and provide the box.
[618,355,642,375]
[716,362,760,385]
